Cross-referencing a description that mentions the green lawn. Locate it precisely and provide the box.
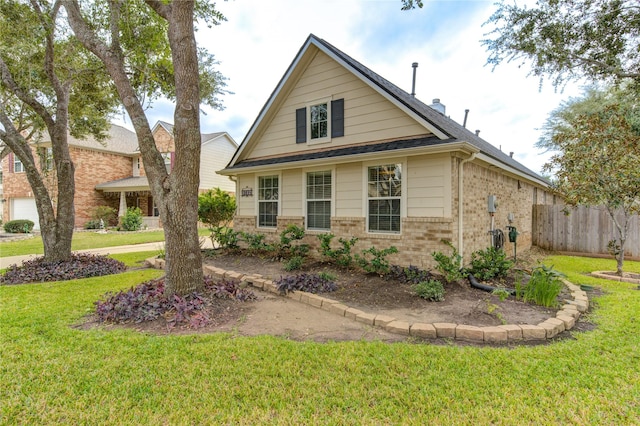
[1,255,639,424]
[0,228,211,257]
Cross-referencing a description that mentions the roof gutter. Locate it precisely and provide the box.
[458,152,477,261]
[475,153,549,188]
[218,141,478,175]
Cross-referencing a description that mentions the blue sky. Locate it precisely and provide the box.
[121,0,585,175]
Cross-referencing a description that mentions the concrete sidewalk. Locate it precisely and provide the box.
[1,238,215,269]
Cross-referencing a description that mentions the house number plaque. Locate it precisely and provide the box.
[241,186,253,197]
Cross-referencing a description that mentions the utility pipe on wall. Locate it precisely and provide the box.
[457,152,477,261]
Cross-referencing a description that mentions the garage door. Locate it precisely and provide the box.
[11,198,40,230]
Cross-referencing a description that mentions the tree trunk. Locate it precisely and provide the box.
[161,0,203,296]
[64,0,204,295]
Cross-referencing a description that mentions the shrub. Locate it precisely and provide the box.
[275,273,338,295]
[198,188,237,248]
[240,232,274,253]
[413,279,445,301]
[317,233,358,268]
[284,255,305,271]
[3,219,34,234]
[1,253,126,284]
[432,240,466,283]
[84,219,102,230]
[388,264,434,284]
[521,265,564,307]
[119,207,143,231]
[356,246,398,275]
[278,224,309,259]
[468,247,513,281]
[91,205,118,227]
[95,276,255,328]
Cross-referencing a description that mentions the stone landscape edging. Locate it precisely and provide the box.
[590,271,640,284]
[146,257,588,343]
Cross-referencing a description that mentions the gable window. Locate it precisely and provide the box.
[296,98,344,144]
[310,103,328,139]
[306,171,331,230]
[258,175,279,228]
[367,164,402,233]
[161,152,173,172]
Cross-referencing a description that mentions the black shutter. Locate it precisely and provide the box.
[331,98,344,138]
[296,107,306,143]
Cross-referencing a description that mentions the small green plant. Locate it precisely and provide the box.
[318,271,337,282]
[355,246,398,275]
[119,207,143,231]
[432,240,466,283]
[240,232,274,253]
[412,279,445,301]
[468,247,513,281]
[522,265,565,308]
[284,255,305,271]
[3,219,35,234]
[278,224,309,259]
[492,288,510,302]
[198,188,237,249]
[486,301,506,325]
[317,233,358,268]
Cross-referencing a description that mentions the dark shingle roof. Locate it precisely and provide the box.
[228,34,545,183]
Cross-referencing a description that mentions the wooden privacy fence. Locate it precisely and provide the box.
[533,204,640,259]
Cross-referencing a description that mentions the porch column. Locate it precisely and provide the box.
[118,191,127,217]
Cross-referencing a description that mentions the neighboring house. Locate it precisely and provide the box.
[1,121,237,230]
[219,34,556,268]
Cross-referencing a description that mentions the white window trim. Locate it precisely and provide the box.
[14,157,24,173]
[302,166,335,232]
[306,96,332,145]
[362,158,406,234]
[255,173,281,229]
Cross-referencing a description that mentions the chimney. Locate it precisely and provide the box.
[430,98,446,115]
[475,130,480,136]
[411,62,418,97]
[509,152,514,158]
[463,109,469,128]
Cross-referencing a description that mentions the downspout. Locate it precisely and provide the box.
[458,153,477,261]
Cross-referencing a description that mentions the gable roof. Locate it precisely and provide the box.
[224,34,547,186]
[34,124,139,155]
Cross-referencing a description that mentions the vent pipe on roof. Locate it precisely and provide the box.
[463,109,469,128]
[509,152,514,158]
[475,130,480,136]
[411,62,418,97]
[430,98,446,115]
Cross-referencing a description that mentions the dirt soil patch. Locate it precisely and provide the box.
[82,248,595,344]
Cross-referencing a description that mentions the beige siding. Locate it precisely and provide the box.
[335,162,363,217]
[237,173,255,216]
[248,50,430,160]
[200,136,237,193]
[281,169,303,216]
[406,155,451,218]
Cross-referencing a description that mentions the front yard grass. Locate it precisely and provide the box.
[0,228,210,257]
[1,256,639,424]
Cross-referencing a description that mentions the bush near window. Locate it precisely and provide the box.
[119,207,143,231]
[92,206,118,227]
[413,279,445,301]
[3,219,34,234]
[0,253,125,284]
[432,240,466,283]
[317,233,358,268]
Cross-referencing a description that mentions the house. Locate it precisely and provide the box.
[218,34,555,268]
[1,121,237,230]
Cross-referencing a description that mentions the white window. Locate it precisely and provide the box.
[161,152,172,172]
[306,171,331,230]
[310,102,328,140]
[258,175,278,228]
[14,156,24,173]
[367,164,402,233]
[39,147,53,172]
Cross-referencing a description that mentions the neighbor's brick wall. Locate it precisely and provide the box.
[72,148,132,227]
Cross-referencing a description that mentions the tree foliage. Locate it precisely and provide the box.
[483,0,640,89]
[0,0,120,262]
[540,85,640,274]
